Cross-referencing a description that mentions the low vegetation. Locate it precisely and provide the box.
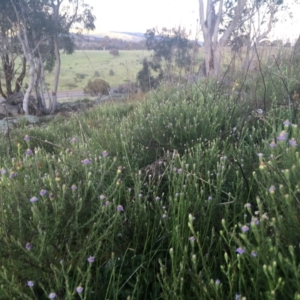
[1,47,300,299]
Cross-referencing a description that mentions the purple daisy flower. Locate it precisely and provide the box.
[25,149,33,156]
[9,172,17,178]
[48,292,57,299]
[277,131,287,141]
[102,150,109,157]
[241,225,249,232]
[87,256,95,263]
[236,247,245,255]
[81,159,91,165]
[71,184,77,191]
[30,196,38,203]
[289,138,297,147]
[39,189,47,196]
[117,205,124,211]
[25,242,32,251]
[27,281,34,287]
[269,185,276,193]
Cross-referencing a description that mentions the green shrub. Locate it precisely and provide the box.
[83,78,110,97]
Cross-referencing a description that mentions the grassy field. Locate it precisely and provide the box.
[49,50,152,91]
[0,47,300,299]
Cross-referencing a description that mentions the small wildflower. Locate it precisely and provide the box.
[251,217,260,225]
[283,119,291,126]
[277,131,287,141]
[116,179,121,185]
[236,247,245,255]
[269,141,277,148]
[244,203,251,208]
[87,256,95,263]
[256,109,263,114]
[27,280,34,287]
[39,189,47,196]
[215,279,221,285]
[241,225,249,232]
[251,251,257,257]
[162,214,167,219]
[0,168,7,175]
[9,171,17,178]
[269,185,276,193]
[48,292,57,299]
[102,150,109,157]
[76,286,84,293]
[30,196,38,203]
[289,138,297,147]
[235,294,241,300]
[208,195,212,201]
[71,185,77,191]
[138,193,143,198]
[158,160,163,165]
[117,166,122,173]
[117,205,124,211]
[25,149,33,156]
[155,196,161,201]
[99,194,106,200]
[257,153,264,157]
[103,201,110,207]
[177,168,183,174]
[81,158,91,165]
[49,193,54,200]
[220,156,227,161]
[25,242,32,250]
[24,135,30,141]
[189,236,196,242]
[70,138,77,143]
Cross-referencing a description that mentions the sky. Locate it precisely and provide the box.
[85,0,300,42]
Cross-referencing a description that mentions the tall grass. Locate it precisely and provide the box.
[1,48,300,299]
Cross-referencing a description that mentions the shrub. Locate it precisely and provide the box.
[83,78,110,97]
[94,71,100,77]
[109,49,119,57]
[75,73,87,80]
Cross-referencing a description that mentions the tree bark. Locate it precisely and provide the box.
[198,0,247,76]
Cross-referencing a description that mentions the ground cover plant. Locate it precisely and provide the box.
[1,50,300,299]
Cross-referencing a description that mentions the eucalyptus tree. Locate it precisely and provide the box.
[198,0,286,76]
[8,0,95,114]
[0,0,26,99]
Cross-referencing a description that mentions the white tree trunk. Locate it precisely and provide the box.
[198,0,247,76]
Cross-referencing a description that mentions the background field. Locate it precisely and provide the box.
[48,50,152,91]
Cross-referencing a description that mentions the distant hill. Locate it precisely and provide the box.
[84,30,144,42]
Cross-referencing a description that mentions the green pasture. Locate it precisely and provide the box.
[50,50,152,91]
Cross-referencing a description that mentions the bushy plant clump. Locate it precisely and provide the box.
[1,76,300,299]
[83,78,110,97]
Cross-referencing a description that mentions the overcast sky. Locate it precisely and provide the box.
[85,0,299,41]
[87,0,199,36]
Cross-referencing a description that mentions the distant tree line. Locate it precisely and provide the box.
[74,35,147,51]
